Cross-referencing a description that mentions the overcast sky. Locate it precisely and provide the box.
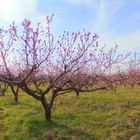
[0,0,140,55]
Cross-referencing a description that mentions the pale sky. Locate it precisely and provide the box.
[0,0,140,55]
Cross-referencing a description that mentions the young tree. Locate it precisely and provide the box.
[124,53,140,88]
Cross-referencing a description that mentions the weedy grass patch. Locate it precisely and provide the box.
[0,86,140,140]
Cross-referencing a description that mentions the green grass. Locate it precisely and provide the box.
[0,86,140,140]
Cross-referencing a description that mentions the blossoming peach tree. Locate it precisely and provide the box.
[0,15,130,120]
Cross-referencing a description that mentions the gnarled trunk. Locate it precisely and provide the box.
[40,90,57,121]
[40,96,51,121]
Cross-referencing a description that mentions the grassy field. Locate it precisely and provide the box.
[0,86,140,140]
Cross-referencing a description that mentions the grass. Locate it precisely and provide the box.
[0,86,140,140]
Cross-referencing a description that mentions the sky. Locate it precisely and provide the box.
[0,0,140,56]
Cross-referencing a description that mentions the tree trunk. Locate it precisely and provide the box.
[10,85,19,102]
[45,108,51,121]
[40,96,51,121]
[76,90,79,96]
[1,92,5,96]
[0,83,8,96]
[14,93,18,102]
